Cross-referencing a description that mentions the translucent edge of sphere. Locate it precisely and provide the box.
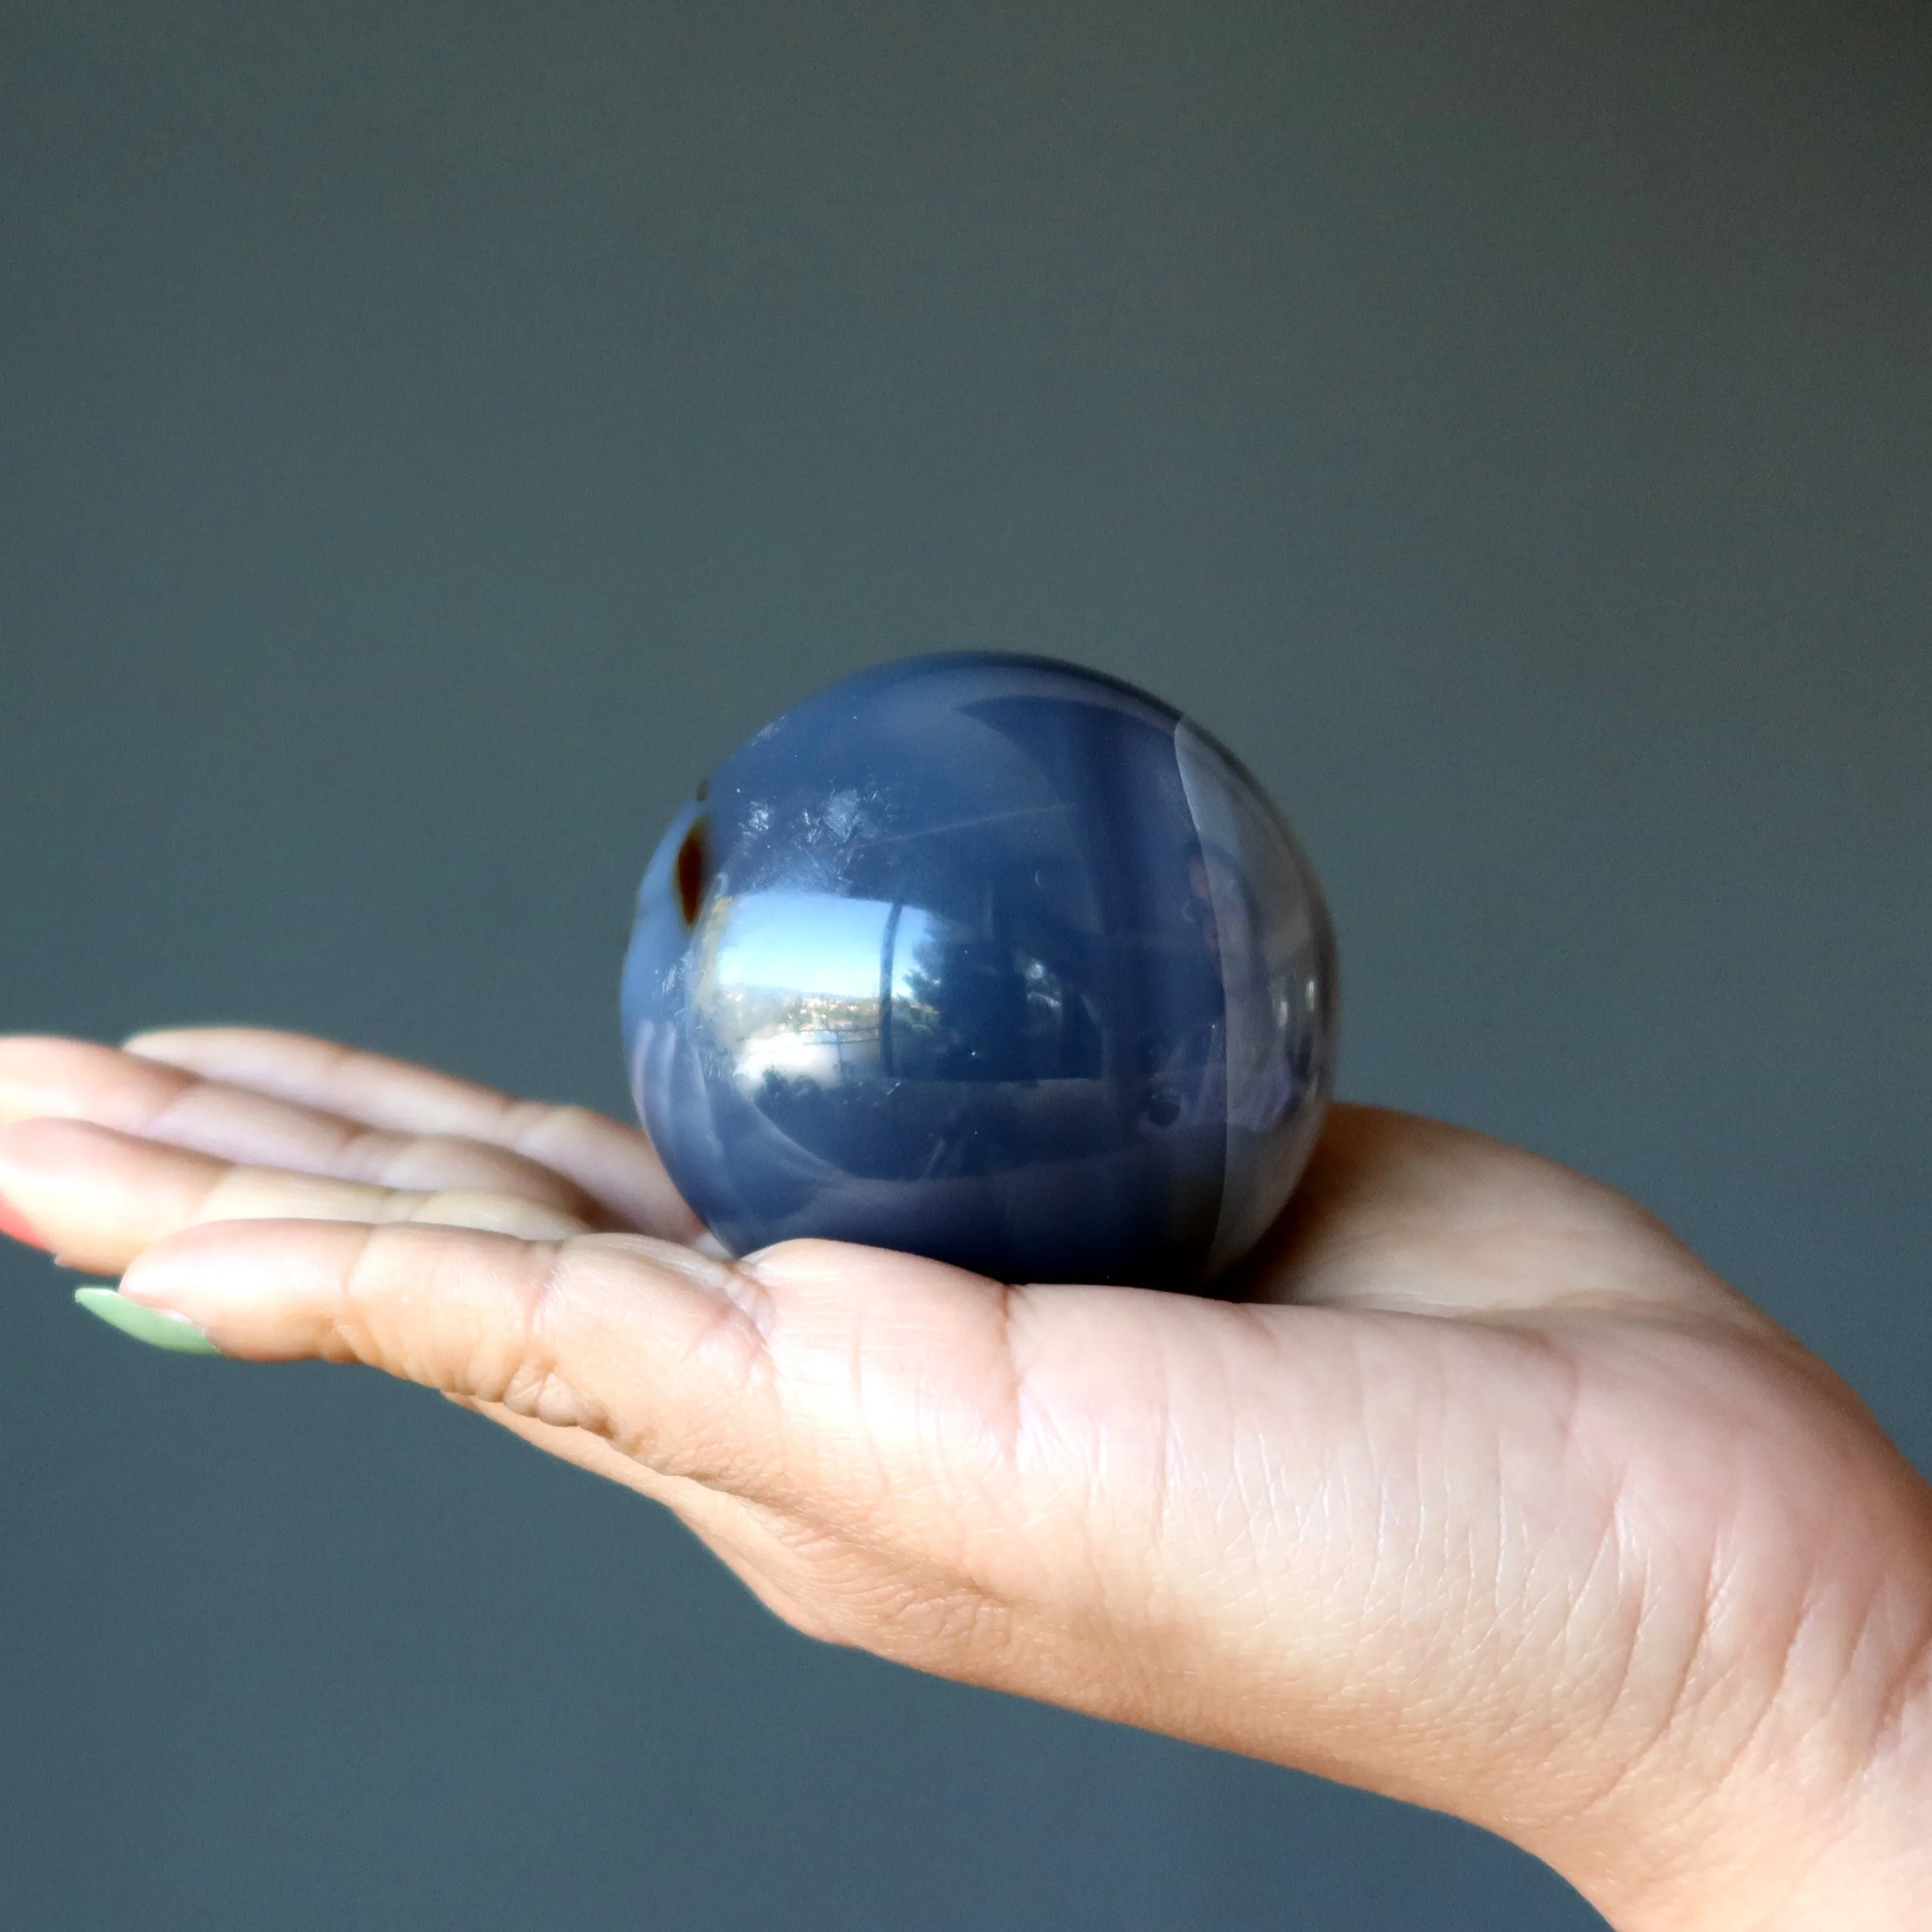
[1173,717,1339,1281]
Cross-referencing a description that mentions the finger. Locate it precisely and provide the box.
[0,1036,612,1226]
[219,1223,1071,1650]
[0,1117,588,1274]
[112,1220,1072,1534]
[118,1221,805,1496]
[122,1027,697,1237]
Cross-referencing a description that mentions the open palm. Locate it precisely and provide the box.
[2,1027,1927,1929]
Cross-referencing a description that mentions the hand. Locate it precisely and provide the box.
[2,1029,1927,1929]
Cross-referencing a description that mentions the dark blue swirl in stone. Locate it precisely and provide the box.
[621,655,1338,1293]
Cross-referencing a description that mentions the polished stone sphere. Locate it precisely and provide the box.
[621,654,1338,1293]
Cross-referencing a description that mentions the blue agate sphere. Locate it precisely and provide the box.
[621,655,1338,1293]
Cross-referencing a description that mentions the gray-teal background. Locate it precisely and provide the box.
[1,3,1927,1925]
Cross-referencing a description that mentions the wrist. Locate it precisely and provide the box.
[1579,1679,1932,1931]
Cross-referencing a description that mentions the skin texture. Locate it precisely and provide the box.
[1,1027,1927,1927]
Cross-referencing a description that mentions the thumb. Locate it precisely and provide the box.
[117,1220,796,1495]
[111,1219,1099,1673]
[111,1219,1030,1516]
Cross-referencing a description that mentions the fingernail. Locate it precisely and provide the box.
[0,1191,47,1252]
[73,1286,223,1356]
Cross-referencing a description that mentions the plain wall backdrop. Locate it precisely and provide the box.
[1,3,1927,1926]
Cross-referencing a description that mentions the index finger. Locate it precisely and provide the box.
[123,1026,697,1239]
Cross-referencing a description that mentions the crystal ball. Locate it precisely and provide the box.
[621,654,1338,1293]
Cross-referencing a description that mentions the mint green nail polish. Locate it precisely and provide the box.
[73,1287,222,1356]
